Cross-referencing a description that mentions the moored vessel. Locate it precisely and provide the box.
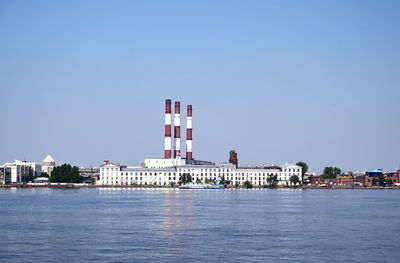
[179,182,225,189]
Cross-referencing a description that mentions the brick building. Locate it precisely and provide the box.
[337,173,355,185]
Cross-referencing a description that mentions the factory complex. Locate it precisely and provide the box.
[97,100,302,187]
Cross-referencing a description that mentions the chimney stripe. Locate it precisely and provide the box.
[186,105,193,160]
[164,99,172,159]
[174,101,181,158]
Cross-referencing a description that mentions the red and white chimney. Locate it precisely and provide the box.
[174,101,181,157]
[186,105,193,160]
[164,99,172,159]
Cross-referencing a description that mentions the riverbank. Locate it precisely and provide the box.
[1,184,400,189]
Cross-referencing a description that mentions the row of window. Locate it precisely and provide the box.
[101,179,292,186]
[101,167,300,174]
[101,171,299,177]
[100,175,296,184]
[101,173,298,180]
[283,168,301,173]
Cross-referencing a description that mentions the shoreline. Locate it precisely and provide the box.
[1,184,400,190]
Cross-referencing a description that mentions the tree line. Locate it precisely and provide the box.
[49,164,82,183]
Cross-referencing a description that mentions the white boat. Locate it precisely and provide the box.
[179,182,225,189]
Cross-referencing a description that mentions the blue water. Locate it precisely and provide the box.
[1,188,400,262]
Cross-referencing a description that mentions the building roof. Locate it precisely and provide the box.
[43,155,55,163]
[100,162,120,168]
[368,169,382,173]
[281,163,301,168]
[122,167,176,172]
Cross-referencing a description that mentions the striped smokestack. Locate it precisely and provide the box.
[174,101,181,158]
[164,99,172,159]
[186,105,193,160]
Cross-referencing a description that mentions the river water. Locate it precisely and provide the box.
[1,188,399,262]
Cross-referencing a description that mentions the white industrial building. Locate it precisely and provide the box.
[97,99,302,187]
[97,159,301,187]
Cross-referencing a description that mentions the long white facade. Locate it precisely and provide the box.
[97,160,302,187]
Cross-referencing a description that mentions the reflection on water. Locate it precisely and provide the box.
[159,190,195,259]
[1,188,400,263]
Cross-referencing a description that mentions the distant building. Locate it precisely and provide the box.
[79,167,99,178]
[311,176,338,186]
[97,100,303,187]
[0,155,55,184]
[363,169,400,186]
[1,161,34,183]
[97,159,302,187]
[337,173,354,185]
[144,158,186,168]
[0,166,4,184]
[42,155,55,175]
[34,177,49,183]
[229,150,238,168]
[363,169,383,186]
[15,160,42,177]
[350,171,365,177]
[311,170,400,187]
[303,172,316,185]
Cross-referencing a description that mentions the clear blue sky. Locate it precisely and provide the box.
[1,0,399,174]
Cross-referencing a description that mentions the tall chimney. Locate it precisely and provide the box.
[186,105,193,160]
[174,101,181,158]
[164,99,172,159]
[229,150,238,168]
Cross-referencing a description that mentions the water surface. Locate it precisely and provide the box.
[1,188,399,262]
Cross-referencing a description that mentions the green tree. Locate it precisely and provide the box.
[196,178,202,184]
[244,180,252,189]
[219,176,226,184]
[372,178,378,186]
[322,167,341,179]
[296,162,308,177]
[41,172,49,178]
[25,170,37,182]
[49,164,82,183]
[266,174,279,188]
[386,179,393,186]
[378,174,386,186]
[290,175,300,187]
[178,173,192,185]
[204,178,216,184]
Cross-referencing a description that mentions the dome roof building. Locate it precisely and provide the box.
[42,155,55,175]
[43,155,55,166]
